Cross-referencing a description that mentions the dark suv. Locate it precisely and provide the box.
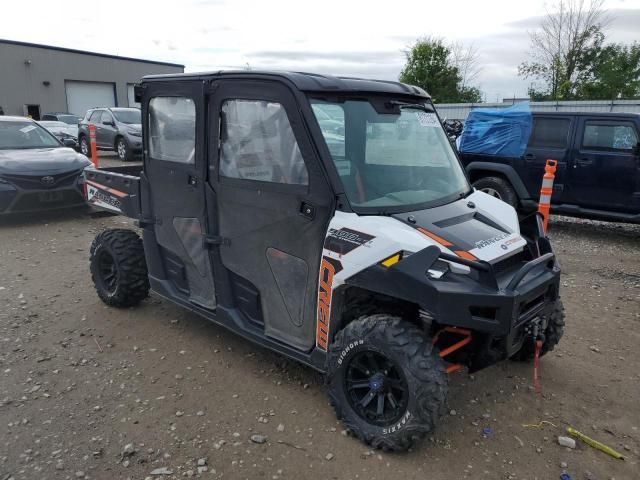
[460,112,640,224]
[78,108,142,161]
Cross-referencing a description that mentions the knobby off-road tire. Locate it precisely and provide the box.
[473,176,518,208]
[512,298,565,361]
[327,315,448,451]
[90,229,149,308]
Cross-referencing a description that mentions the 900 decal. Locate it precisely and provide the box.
[316,256,342,351]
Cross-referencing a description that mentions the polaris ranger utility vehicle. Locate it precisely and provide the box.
[85,71,564,451]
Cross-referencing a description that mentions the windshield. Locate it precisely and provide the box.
[0,121,60,150]
[112,109,141,124]
[57,114,80,125]
[310,98,470,212]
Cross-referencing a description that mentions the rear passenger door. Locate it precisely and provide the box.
[142,81,217,309]
[566,118,639,212]
[522,115,573,203]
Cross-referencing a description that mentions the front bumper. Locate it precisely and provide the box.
[345,235,561,370]
[124,132,142,153]
[0,172,86,215]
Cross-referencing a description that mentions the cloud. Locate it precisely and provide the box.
[1,0,637,101]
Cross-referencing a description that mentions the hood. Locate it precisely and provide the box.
[0,148,91,175]
[392,190,526,264]
[125,123,142,131]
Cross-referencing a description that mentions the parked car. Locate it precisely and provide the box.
[39,120,79,150]
[459,112,640,224]
[41,112,81,125]
[0,116,90,214]
[78,107,142,161]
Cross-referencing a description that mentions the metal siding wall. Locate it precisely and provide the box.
[0,43,182,117]
[435,100,640,120]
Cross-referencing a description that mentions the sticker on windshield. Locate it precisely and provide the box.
[415,112,440,128]
[19,125,37,133]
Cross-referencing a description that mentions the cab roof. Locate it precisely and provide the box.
[141,70,430,99]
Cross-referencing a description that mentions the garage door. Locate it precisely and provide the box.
[127,84,140,108]
[65,81,116,116]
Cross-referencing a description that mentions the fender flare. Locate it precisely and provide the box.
[466,162,532,200]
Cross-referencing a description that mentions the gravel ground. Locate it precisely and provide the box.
[0,210,639,480]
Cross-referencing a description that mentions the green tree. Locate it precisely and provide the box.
[399,37,482,103]
[576,43,640,99]
[519,0,608,100]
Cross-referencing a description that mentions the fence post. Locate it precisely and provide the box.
[89,124,98,168]
[537,159,557,233]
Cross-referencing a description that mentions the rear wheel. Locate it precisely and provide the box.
[90,229,149,308]
[473,176,518,208]
[327,315,447,451]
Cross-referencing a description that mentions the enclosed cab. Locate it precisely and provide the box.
[85,71,564,451]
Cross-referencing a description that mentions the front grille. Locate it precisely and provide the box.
[1,170,82,190]
[11,189,84,212]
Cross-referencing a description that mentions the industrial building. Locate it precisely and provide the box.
[0,39,184,119]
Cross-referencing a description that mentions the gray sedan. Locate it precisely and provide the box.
[0,116,91,215]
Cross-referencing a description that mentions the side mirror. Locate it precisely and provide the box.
[62,138,77,147]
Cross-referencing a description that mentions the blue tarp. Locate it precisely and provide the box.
[458,102,533,157]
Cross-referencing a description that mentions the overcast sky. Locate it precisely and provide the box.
[3,0,639,101]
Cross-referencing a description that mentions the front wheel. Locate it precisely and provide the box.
[79,135,90,157]
[115,137,131,162]
[90,229,149,308]
[327,315,448,451]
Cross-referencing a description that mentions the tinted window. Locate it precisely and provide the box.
[149,97,196,164]
[100,111,113,124]
[219,100,308,185]
[529,118,571,149]
[582,122,638,152]
[89,110,102,123]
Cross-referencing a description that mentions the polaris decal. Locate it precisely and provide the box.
[316,256,342,351]
[85,180,124,214]
[324,227,375,255]
[474,233,510,250]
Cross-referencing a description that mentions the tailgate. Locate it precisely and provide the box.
[83,167,141,218]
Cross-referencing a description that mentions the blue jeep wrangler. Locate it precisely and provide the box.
[459,112,640,224]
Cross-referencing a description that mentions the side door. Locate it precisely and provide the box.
[87,110,102,144]
[208,80,333,351]
[521,115,573,203]
[98,110,117,147]
[142,81,217,309]
[566,117,639,212]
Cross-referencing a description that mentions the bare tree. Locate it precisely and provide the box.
[450,42,482,92]
[519,0,610,99]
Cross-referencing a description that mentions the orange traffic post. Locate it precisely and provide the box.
[89,124,99,168]
[537,159,557,233]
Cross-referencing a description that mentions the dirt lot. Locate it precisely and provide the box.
[1,209,639,480]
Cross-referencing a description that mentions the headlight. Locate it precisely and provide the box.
[127,129,142,137]
[427,259,450,279]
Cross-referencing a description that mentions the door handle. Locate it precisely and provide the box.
[576,158,593,167]
[523,153,537,162]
